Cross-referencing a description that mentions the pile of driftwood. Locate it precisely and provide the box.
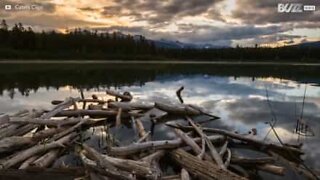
[0,87,317,180]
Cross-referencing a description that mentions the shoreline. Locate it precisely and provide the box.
[1,60,320,66]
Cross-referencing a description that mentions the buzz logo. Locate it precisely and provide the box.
[278,3,316,13]
[278,3,303,13]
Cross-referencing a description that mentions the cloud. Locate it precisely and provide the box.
[231,0,320,25]
[101,0,223,25]
[94,23,297,46]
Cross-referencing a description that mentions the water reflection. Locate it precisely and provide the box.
[0,63,320,179]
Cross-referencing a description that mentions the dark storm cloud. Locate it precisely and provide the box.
[231,0,320,25]
[101,0,223,24]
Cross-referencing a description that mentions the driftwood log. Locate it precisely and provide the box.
[170,149,248,180]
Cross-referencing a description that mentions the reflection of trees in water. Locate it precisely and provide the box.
[1,63,320,99]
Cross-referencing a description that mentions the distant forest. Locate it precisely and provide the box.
[0,19,319,61]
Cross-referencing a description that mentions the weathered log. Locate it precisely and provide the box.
[185,117,226,170]
[108,102,154,111]
[0,136,34,153]
[78,150,134,180]
[83,144,156,179]
[269,151,319,179]
[42,97,80,119]
[231,156,275,164]
[0,132,77,169]
[108,135,224,156]
[115,108,122,127]
[32,128,66,141]
[167,124,304,156]
[106,90,133,102]
[0,110,44,139]
[19,155,40,169]
[141,150,165,179]
[219,140,228,156]
[161,175,180,180]
[181,168,190,180]
[11,117,105,128]
[54,109,142,118]
[31,149,61,168]
[169,149,247,180]
[154,102,201,116]
[174,129,211,161]
[52,99,107,105]
[137,131,151,143]
[256,164,285,176]
[135,118,149,141]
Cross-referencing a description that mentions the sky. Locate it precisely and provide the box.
[0,0,320,47]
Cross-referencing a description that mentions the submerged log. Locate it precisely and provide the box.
[108,135,224,156]
[170,149,247,180]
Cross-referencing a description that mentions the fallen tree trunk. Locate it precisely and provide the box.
[108,135,224,156]
[169,149,247,180]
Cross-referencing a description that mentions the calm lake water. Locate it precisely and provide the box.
[0,62,320,179]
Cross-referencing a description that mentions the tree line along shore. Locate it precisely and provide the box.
[0,20,319,61]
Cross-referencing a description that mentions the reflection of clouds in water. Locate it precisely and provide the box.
[1,75,320,169]
[0,87,80,113]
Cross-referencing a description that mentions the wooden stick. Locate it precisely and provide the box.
[185,117,226,170]
[176,86,184,104]
[167,123,304,156]
[108,135,224,156]
[116,108,122,127]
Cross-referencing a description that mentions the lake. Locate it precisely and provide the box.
[0,62,320,179]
